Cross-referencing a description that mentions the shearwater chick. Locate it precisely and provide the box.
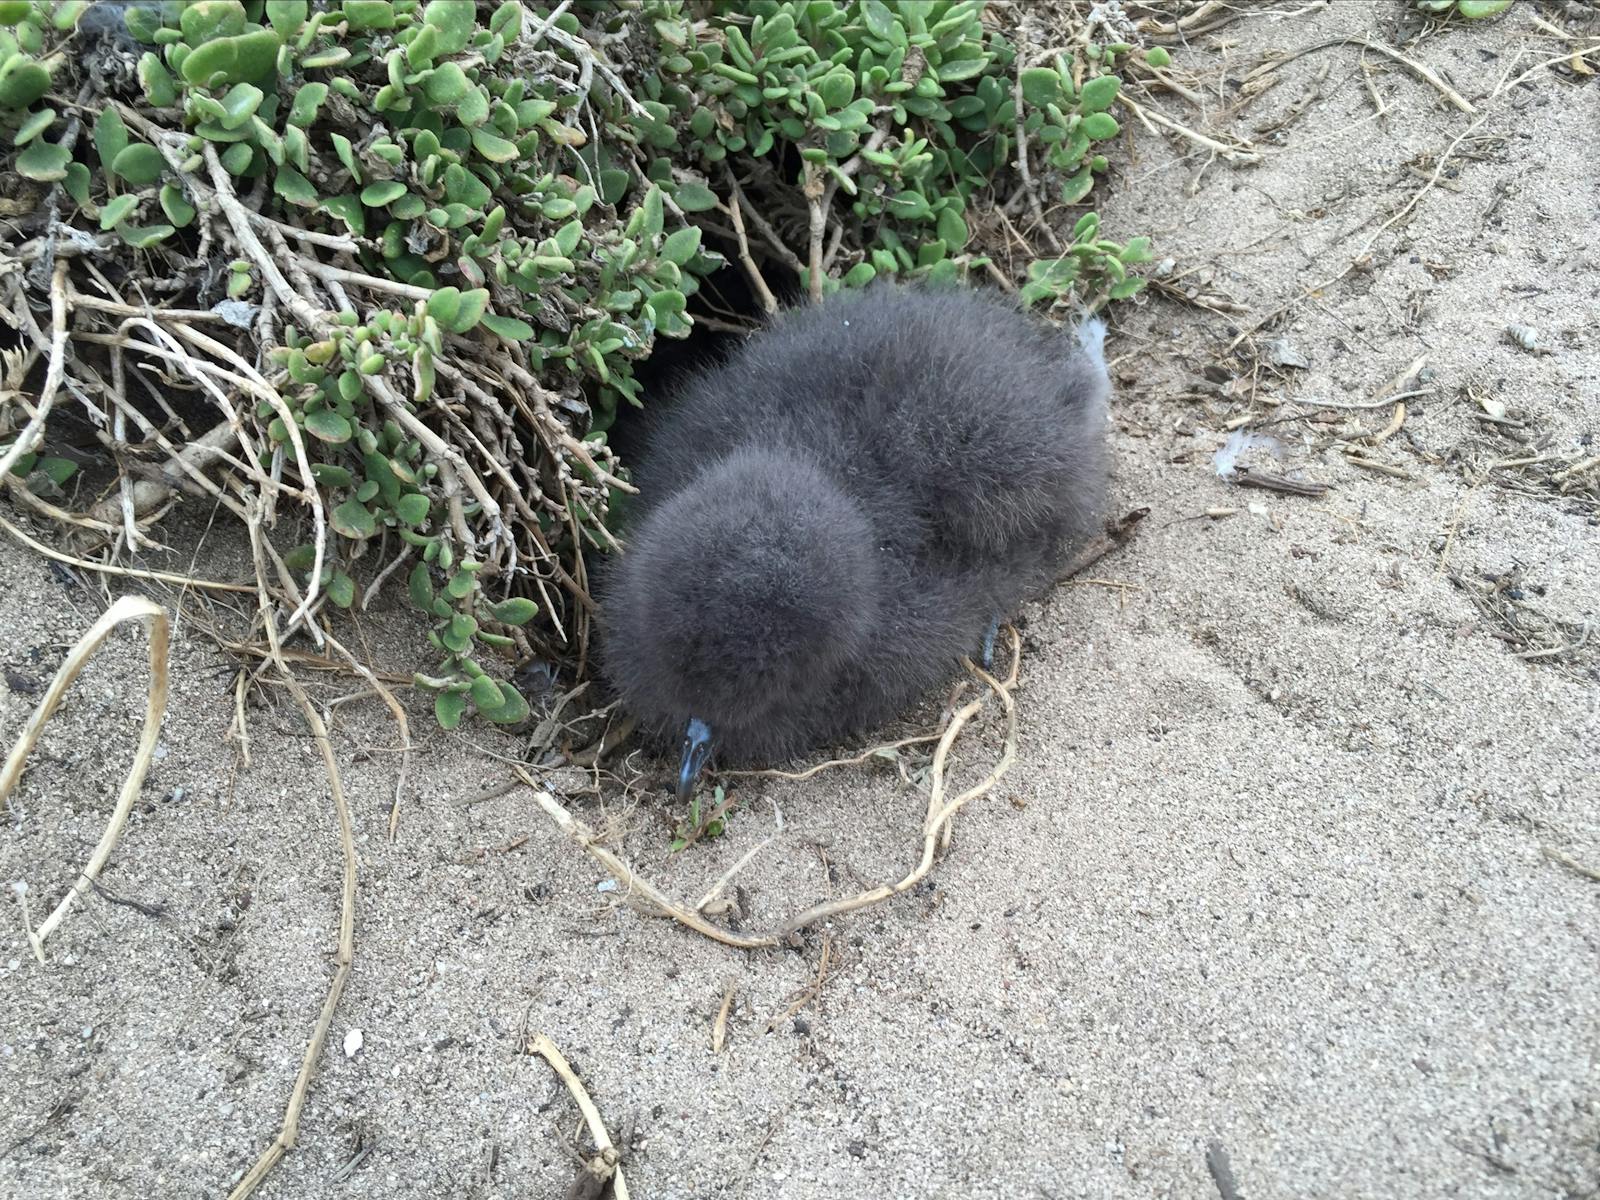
[599,282,1110,801]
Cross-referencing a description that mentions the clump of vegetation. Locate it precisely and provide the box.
[1414,0,1513,18]
[0,0,1155,731]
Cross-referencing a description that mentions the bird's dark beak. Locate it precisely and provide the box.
[676,717,713,804]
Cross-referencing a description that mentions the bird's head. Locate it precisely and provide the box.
[600,446,882,800]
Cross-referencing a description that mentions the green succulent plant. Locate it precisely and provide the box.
[1414,0,1514,18]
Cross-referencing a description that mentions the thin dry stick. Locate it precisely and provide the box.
[527,1033,633,1200]
[723,172,779,314]
[721,731,944,783]
[228,521,357,1200]
[0,512,255,592]
[1117,93,1259,161]
[0,596,170,962]
[519,634,1019,949]
[712,979,736,1052]
[774,633,1019,936]
[320,628,413,841]
[1245,38,1475,114]
[0,261,69,482]
[516,766,777,950]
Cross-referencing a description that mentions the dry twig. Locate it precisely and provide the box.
[0,596,170,962]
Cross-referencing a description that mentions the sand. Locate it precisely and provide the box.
[2,3,1596,1198]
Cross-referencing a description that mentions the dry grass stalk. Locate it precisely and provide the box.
[518,627,1021,950]
[528,1033,633,1200]
[0,595,170,962]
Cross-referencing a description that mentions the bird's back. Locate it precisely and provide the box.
[635,283,1107,578]
[617,282,1110,756]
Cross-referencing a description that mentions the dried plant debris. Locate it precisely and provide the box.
[1450,567,1597,679]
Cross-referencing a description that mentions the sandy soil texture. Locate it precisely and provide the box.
[2,3,1597,1198]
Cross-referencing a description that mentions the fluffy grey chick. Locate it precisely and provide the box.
[598,282,1110,800]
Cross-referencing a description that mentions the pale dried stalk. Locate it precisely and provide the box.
[0,261,69,482]
[0,511,254,593]
[527,1033,632,1200]
[0,596,170,962]
[227,517,358,1200]
[520,630,1020,949]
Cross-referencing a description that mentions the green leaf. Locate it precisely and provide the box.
[274,166,318,207]
[1082,112,1119,140]
[63,162,90,207]
[326,570,355,608]
[180,0,247,43]
[469,673,504,712]
[219,82,264,129]
[469,126,517,161]
[672,181,718,213]
[423,60,469,104]
[111,143,166,185]
[489,597,538,626]
[13,107,54,147]
[456,85,489,126]
[1119,236,1154,265]
[220,142,253,175]
[1078,75,1120,113]
[180,29,282,87]
[288,81,327,127]
[265,0,307,35]
[478,682,528,724]
[936,207,969,249]
[99,193,139,230]
[37,456,76,486]
[395,493,430,526]
[1020,67,1061,107]
[0,55,50,108]
[310,463,354,487]
[816,69,854,110]
[94,105,128,176]
[119,224,176,249]
[330,498,378,539]
[320,195,366,235]
[344,0,395,30]
[360,180,408,206]
[479,313,534,340]
[659,225,701,265]
[861,0,895,39]
[1144,47,1171,68]
[159,183,196,227]
[135,52,177,105]
[17,140,70,182]
[1456,0,1512,16]
[423,0,475,54]
[442,288,488,333]
[426,287,462,327]
[598,168,629,205]
[407,562,434,610]
[435,690,467,730]
[305,409,354,443]
[283,543,317,571]
[843,262,876,287]
[445,571,474,599]
[1060,168,1094,205]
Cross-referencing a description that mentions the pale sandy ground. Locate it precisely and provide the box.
[2,4,1597,1198]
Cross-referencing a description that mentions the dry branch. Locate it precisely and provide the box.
[0,596,170,962]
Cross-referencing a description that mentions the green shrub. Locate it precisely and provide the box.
[1414,0,1513,18]
[0,0,1154,729]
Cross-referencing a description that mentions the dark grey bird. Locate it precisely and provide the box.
[598,282,1110,802]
